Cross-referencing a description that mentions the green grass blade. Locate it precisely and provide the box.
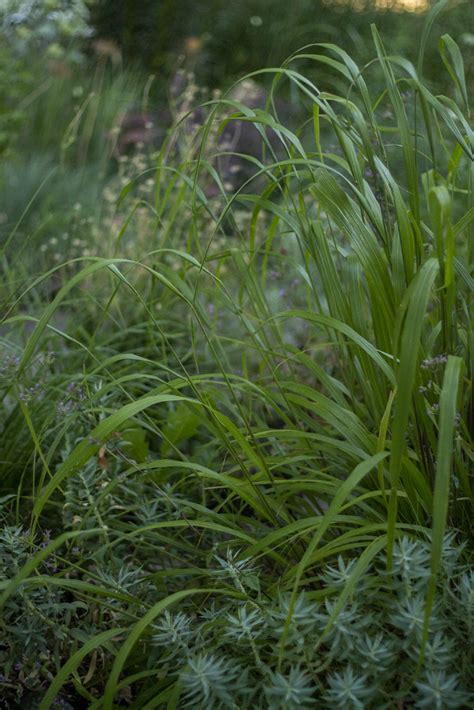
[420,355,464,663]
[32,394,197,523]
[387,258,439,569]
[39,628,127,710]
[102,589,237,710]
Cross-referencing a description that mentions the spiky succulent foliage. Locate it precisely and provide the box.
[0,522,472,707]
[0,2,472,708]
[264,666,316,709]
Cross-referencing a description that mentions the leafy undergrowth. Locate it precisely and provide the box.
[0,515,472,708]
[0,4,473,708]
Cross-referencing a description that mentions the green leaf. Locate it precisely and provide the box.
[420,356,463,664]
[160,402,201,456]
[32,394,198,523]
[417,0,450,77]
[279,451,389,664]
[0,529,101,609]
[387,259,439,568]
[118,423,149,463]
[439,35,469,112]
[40,628,127,710]
[102,589,237,710]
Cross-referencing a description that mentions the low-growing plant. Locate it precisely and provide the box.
[0,503,472,707]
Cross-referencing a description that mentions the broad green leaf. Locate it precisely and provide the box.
[420,356,464,662]
[160,402,201,455]
[387,259,439,568]
[439,35,469,111]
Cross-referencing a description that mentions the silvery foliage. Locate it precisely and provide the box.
[62,469,474,708]
[54,462,474,709]
[141,535,473,709]
[1,467,473,710]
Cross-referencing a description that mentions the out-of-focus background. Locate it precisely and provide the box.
[88,0,471,88]
[0,0,472,267]
[1,0,473,153]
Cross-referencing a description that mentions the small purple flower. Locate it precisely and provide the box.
[421,355,448,369]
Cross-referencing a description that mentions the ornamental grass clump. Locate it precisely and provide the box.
[0,1,472,707]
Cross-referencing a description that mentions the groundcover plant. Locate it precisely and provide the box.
[0,3,472,708]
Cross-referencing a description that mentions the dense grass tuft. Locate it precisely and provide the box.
[0,5,472,707]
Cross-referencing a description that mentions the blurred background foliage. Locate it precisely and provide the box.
[0,0,472,251]
[88,0,474,89]
[0,0,472,163]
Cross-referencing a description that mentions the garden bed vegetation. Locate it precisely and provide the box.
[0,0,472,707]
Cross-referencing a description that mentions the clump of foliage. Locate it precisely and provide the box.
[0,501,472,707]
[0,0,94,157]
[0,0,472,707]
